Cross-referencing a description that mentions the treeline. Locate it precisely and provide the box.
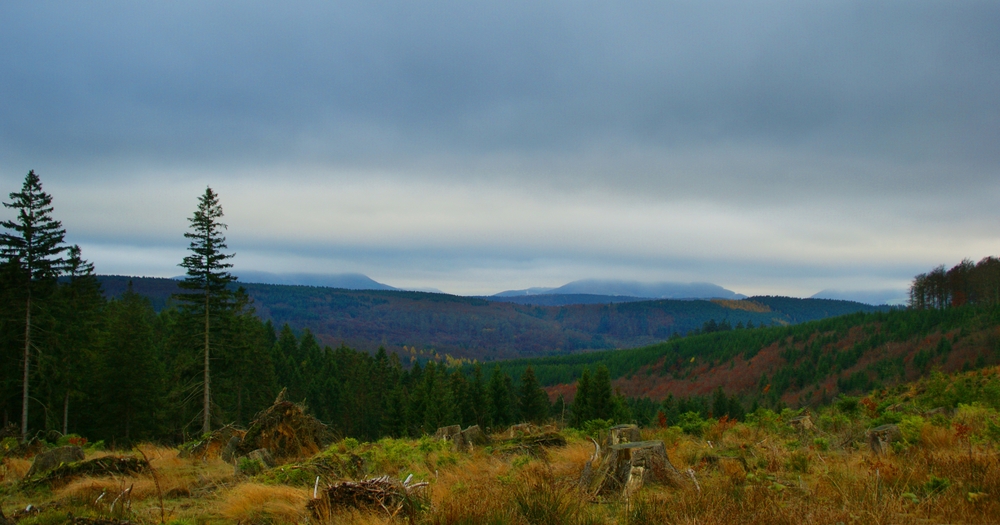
[0,171,638,446]
[909,257,1000,309]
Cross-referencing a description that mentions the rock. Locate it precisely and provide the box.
[235,448,275,476]
[24,446,84,479]
[221,436,241,463]
[867,424,902,455]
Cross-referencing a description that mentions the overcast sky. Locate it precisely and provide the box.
[2,1,998,298]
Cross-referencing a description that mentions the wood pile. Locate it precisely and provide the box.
[308,475,428,520]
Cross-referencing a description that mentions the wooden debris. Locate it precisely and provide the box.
[308,475,428,520]
[492,432,566,457]
[867,424,902,455]
[590,441,685,497]
[23,456,148,488]
[237,388,332,460]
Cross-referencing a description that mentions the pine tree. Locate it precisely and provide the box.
[488,365,512,429]
[518,366,549,424]
[589,365,613,420]
[48,245,104,435]
[571,368,593,427]
[1,171,68,441]
[174,187,235,434]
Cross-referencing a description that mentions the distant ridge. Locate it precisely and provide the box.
[495,279,744,300]
[810,289,909,306]
[237,271,396,291]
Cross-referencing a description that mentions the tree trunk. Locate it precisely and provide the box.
[203,291,211,435]
[21,292,31,443]
[63,391,69,436]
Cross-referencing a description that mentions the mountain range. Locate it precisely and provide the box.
[96,275,889,362]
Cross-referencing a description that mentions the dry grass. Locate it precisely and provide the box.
[3,414,999,525]
[218,482,310,523]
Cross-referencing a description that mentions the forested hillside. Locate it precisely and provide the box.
[97,275,886,361]
[487,301,1000,423]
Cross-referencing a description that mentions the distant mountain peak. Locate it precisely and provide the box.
[495,279,743,300]
[236,271,396,291]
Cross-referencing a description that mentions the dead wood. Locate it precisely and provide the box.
[178,424,245,460]
[589,441,685,497]
[308,475,428,520]
[606,424,641,446]
[867,424,902,455]
[23,456,148,488]
[24,446,84,479]
[492,432,566,457]
[237,388,332,460]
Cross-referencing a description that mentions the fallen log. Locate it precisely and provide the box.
[23,456,148,488]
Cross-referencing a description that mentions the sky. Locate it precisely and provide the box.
[1,1,998,299]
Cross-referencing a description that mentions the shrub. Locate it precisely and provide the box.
[676,412,710,436]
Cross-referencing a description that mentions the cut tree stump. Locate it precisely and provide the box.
[867,424,902,455]
[591,441,685,497]
[435,425,490,452]
[24,445,84,478]
[789,415,814,431]
[607,424,641,446]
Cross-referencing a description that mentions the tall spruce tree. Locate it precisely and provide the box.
[174,187,235,434]
[1,171,67,441]
[518,366,549,424]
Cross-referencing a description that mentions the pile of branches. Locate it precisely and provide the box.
[492,432,567,457]
[236,389,333,460]
[308,475,428,520]
[23,456,148,488]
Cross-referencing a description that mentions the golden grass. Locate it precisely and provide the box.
[218,482,310,523]
[1,457,31,481]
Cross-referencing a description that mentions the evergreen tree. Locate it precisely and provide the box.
[174,187,235,434]
[469,363,488,428]
[518,366,549,424]
[571,368,593,426]
[589,365,613,420]
[488,365,512,429]
[47,246,104,435]
[0,171,68,441]
[97,283,164,443]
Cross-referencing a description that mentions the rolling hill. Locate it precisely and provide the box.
[96,275,886,361]
[484,303,1000,408]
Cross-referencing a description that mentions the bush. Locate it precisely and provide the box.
[676,412,710,436]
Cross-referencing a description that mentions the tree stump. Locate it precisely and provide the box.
[867,424,902,455]
[460,425,489,449]
[789,415,814,431]
[607,424,641,446]
[434,425,462,441]
[591,441,685,497]
[24,446,84,479]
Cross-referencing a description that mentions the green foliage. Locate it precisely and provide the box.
[676,412,710,436]
[579,418,612,439]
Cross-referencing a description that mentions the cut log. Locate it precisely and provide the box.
[607,424,641,446]
[867,424,902,455]
[591,441,685,497]
[434,425,462,441]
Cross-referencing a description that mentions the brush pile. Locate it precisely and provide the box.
[491,431,567,457]
[308,475,428,519]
